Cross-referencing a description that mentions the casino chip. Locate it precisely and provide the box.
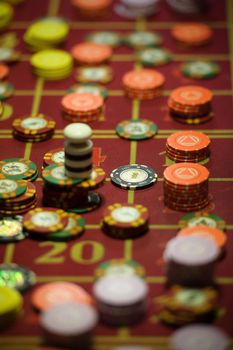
[171,22,213,47]
[125,31,163,49]
[178,212,226,231]
[12,114,56,142]
[181,60,220,80]
[0,47,21,64]
[0,216,25,242]
[43,148,64,167]
[42,164,83,186]
[0,158,38,181]
[116,119,157,140]
[68,191,102,214]
[32,282,93,311]
[76,65,113,84]
[0,177,27,200]
[0,286,22,329]
[110,164,157,190]
[45,213,85,241]
[23,207,69,235]
[71,42,112,65]
[114,0,159,19]
[0,263,36,292]
[95,259,146,279]
[71,0,112,18]
[85,31,122,47]
[101,203,149,239]
[167,0,209,14]
[0,2,13,30]
[0,81,14,100]
[137,48,172,67]
[66,83,108,100]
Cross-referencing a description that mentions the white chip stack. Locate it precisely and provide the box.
[114,0,160,19]
[93,275,148,326]
[64,123,93,179]
[164,235,220,287]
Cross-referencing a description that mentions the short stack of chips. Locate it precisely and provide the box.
[93,274,148,326]
[164,235,220,287]
[170,325,230,350]
[171,22,213,47]
[64,123,93,179]
[0,216,26,243]
[101,203,149,239]
[94,259,146,280]
[180,60,220,80]
[85,31,122,48]
[0,286,23,330]
[155,285,219,326]
[122,68,165,100]
[0,263,36,292]
[12,114,56,142]
[71,0,112,18]
[71,42,112,66]
[61,92,104,123]
[125,31,163,49]
[137,48,172,67]
[168,86,213,124]
[23,17,70,52]
[66,83,109,100]
[163,162,210,212]
[114,0,160,19]
[166,130,211,163]
[30,49,73,80]
[178,211,226,231]
[0,2,13,29]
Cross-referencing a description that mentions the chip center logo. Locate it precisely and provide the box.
[22,117,47,130]
[174,167,198,180]
[177,135,200,146]
[2,162,28,175]
[181,91,202,101]
[71,95,94,109]
[0,179,17,193]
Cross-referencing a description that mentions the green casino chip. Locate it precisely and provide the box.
[46,213,85,241]
[137,48,172,67]
[125,31,163,49]
[0,177,27,199]
[0,82,14,100]
[42,164,83,187]
[116,119,158,140]
[95,259,146,280]
[66,83,108,99]
[0,263,36,292]
[0,216,26,242]
[86,31,121,47]
[0,158,37,181]
[181,60,220,80]
[178,212,226,230]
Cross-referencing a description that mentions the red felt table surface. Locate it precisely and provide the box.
[0,0,233,349]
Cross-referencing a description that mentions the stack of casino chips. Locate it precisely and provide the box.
[30,49,73,80]
[71,0,112,18]
[0,2,13,30]
[71,42,112,66]
[166,0,209,14]
[122,68,165,100]
[168,86,213,124]
[164,235,220,287]
[155,285,219,326]
[94,259,146,280]
[12,114,56,143]
[61,92,104,123]
[171,22,213,47]
[114,0,160,19]
[93,274,148,326]
[23,17,70,52]
[163,162,210,212]
[0,286,23,330]
[170,325,230,350]
[101,203,149,239]
[64,123,93,179]
[166,130,211,163]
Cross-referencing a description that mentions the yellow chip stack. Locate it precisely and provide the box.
[0,286,23,329]
[0,2,14,29]
[24,17,69,52]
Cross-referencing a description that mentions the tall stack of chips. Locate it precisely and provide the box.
[64,123,93,179]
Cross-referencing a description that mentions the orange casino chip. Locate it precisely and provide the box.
[71,42,112,65]
[0,63,9,80]
[31,282,94,311]
[167,131,210,152]
[171,23,213,46]
[163,162,209,186]
[177,226,227,249]
[61,92,104,113]
[123,69,165,90]
[72,0,111,10]
[170,86,212,107]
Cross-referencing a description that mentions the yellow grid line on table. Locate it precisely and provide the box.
[227,0,233,101]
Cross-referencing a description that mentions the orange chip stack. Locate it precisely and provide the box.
[71,42,113,66]
[171,22,213,47]
[71,0,112,18]
[61,92,104,123]
[166,130,211,163]
[163,162,210,212]
[122,68,165,100]
[168,86,213,124]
